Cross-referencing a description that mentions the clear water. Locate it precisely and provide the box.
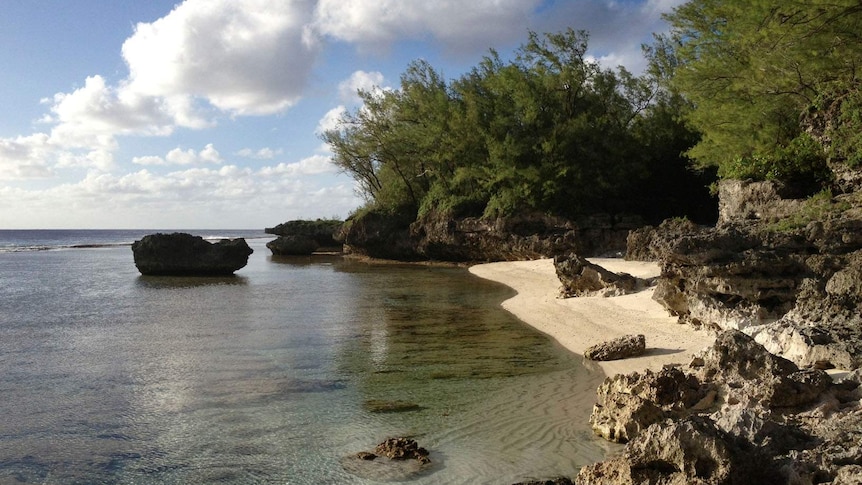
[0,231,606,484]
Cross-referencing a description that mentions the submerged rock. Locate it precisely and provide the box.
[131,233,252,276]
[343,437,434,481]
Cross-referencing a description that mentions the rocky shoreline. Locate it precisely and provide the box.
[557,180,862,484]
[267,178,862,483]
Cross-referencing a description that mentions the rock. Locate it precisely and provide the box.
[511,478,575,485]
[554,254,643,297]
[584,334,646,361]
[578,417,767,485]
[362,400,424,413]
[337,208,644,262]
[589,366,709,443]
[265,219,343,247]
[373,437,430,465]
[343,437,434,481]
[694,330,830,409]
[266,235,319,256]
[131,233,253,276]
[638,185,862,370]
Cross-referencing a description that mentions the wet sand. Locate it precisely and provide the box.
[469,258,716,378]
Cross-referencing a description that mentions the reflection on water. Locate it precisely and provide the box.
[136,274,250,288]
[0,241,606,484]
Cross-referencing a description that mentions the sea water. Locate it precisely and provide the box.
[0,231,607,484]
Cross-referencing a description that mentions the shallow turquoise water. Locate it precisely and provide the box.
[0,236,605,484]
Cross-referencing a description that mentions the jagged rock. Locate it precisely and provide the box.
[554,254,643,297]
[265,219,343,247]
[131,233,252,276]
[695,331,829,409]
[578,417,767,485]
[372,438,430,464]
[584,334,646,361]
[338,209,644,262]
[336,206,423,260]
[717,179,807,225]
[625,217,702,262]
[266,235,319,256]
[343,437,434,481]
[638,182,862,370]
[589,366,709,443]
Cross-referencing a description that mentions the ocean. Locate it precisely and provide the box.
[0,230,606,484]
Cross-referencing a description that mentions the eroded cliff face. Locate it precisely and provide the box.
[337,209,642,262]
[627,180,862,370]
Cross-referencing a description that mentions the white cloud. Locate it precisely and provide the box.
[258,154,336,176]
[315,106,346,135]
[133,143,223,166]
[236,147,283,160]
[313,0,542,54]
[0,134,55,180]
[338,71,385,103]
[0,164,361,228]
[123,0,320,116]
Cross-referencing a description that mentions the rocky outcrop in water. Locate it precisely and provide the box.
[265,219,343,255]
[343,437,433,481]
[580,330,862,484]
[337,208,643,262]
[131,233,253,276]
[628,180,862,371]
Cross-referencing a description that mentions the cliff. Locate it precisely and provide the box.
[336,209,643,262]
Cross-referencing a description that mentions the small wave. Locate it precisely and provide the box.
[0,242,133,253]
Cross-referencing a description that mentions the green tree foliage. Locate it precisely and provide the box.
[324,29,717,223]
[661,0,862,188]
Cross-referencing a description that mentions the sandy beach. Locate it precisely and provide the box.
[469,258,716,377]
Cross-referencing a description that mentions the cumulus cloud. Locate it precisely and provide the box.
[258,154,336,176]
[132,144,224,166]
[0,163,361,228]
[123,0,320,116]
[236,147,283,160]
[0,134,55,180]
[313,0,542,54]
[315,106,347,135]
[338,71,386,103]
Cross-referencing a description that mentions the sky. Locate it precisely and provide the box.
[0,0,684,229]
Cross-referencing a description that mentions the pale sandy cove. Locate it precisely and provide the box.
[469,258,716,377]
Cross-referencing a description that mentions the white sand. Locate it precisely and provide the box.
[469,258,715,377]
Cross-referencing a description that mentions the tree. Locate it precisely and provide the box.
[661,0,862,188]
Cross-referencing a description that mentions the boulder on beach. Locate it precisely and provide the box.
[584,334,646,361]
[131,233,253,276]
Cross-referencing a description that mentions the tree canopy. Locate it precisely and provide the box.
[661,0,862,190]
[323,29,716,224]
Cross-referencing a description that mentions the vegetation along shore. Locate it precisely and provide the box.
[267,0,862,482]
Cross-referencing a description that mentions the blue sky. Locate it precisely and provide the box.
[0,0,683,229]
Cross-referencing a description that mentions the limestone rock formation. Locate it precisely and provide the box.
[583,330,862,484]
[266,235,319,256]
[584,334,647,362]
[131,233,252,276]
[553,254,645,297]
[629,181,862,370]
[589,366,710,443]
[265,219,343,255]
[336,208,643,262]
